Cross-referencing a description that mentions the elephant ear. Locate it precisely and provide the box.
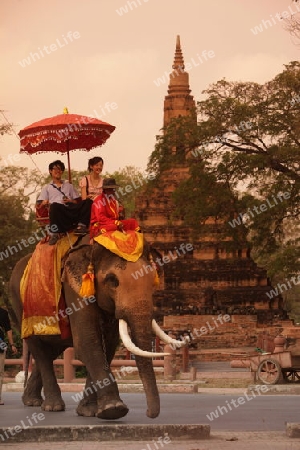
[62,245,93,296]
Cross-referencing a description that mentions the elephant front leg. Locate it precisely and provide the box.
[76,370,128,419]
[94,374,129,420]
[76,373,97,417]
[95,314,129,420]
[64,292,128,419]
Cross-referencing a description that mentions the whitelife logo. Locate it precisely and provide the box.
[250,3,300,35]
[18,31,81,68]
[153,50,215,87]
[116,0,150,17]
[228,192,291,229]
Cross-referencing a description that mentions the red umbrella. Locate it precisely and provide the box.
[19,109,116,182]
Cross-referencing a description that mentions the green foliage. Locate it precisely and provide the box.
[147,113,199,178]
[0,161,145,287]
[0,111,14,136]
[146,62,300,295]
[0,165,45,207]
[172,160,247,246]
[75,365,88,378]
[196,62,300,278]
[71,166,146,217]
[0,195,34,276]
[0,164,45,281]
[197,63,299,186]
[105,166,146,217]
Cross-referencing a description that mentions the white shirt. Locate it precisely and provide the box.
[37,181,80,204]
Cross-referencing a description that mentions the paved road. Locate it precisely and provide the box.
[1,392,300,431]
[1,393,300,449]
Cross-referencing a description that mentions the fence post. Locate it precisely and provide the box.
[164,343,176,381]
[181,336,190,372]
[190,366,197,381]
[63,347,75,383]
[155,336,160,353]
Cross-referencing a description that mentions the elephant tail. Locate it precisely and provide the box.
[23,343,31,388]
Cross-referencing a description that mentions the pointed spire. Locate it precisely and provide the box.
[173,35,185,71]
[169,35,188,88]
[163,36,196,129]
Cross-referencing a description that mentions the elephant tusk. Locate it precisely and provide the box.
[119,319,170,358]
[152,319,188,348]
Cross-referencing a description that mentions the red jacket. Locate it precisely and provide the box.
[90,194,140,237]
[90,194,120,234]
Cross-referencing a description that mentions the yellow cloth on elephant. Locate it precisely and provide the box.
[20,234,78,338]
[94,230,143,262]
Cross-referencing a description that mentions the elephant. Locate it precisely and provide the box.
[9,237,184,420]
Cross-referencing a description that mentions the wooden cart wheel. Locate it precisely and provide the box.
[257,358,283,385]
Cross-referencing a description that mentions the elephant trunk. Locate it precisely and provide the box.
[126,316,160,419]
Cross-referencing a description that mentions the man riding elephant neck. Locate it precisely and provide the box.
[37,160,93,245]
[90,178,140,237]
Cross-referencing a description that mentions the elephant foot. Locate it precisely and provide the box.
[76,394,128,420]
[22,394,43,407]
[96,399,129,420]
[76,401,98,417]
[41,397,65,412]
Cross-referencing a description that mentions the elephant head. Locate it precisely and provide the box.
[62,240,183,418]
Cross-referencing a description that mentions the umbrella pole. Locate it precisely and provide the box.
[67,147,72,183]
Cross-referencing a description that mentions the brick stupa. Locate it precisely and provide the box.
[135,36,285,325]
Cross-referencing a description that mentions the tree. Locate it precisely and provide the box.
[0,110,14,136]
[195,61,300,275]
[108,166,147,217]
[72,166,146,217]
[283,0,300,43]
[0,113,45,284]
[147,62,300,286]
[0,164,46,280]
[197,61,299,183]
[0,160,48,328]
[147,114,199,178]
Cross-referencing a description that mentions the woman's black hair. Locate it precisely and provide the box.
[88,156,104,172]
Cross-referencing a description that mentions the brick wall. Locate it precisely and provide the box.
[163,314,299,357]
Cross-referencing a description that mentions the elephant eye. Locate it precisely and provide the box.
[104,273,119,288]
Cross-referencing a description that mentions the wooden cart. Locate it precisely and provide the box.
[231,351,300,385]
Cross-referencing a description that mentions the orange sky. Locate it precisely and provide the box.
[1,0,299,177]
